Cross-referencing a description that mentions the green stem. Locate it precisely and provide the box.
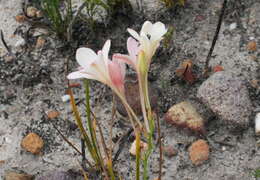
[138,74,150,133]
[84,80,103,164]
[68,89,99,164]
[143,131,153,180]
[83,81,110,179]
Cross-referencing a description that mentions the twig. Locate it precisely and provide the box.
[204,0,227,74]
[0,30,12,54]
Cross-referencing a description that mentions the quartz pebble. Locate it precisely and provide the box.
[229,23,237,30]
[61,95,70,102]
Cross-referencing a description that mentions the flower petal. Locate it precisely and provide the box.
[76,48,97,68]
[102,40,111,62]
[113,54,137,70]
[140,21,152,35]
[127,28,140,41]
[127,37,139,57]
[108,60,125,93]
[150,22,167,41]
[67,71,95,80]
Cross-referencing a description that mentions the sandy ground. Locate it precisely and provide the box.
[0,0,260,179]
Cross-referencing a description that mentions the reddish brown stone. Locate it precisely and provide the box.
[189,139,209,165]
[247,41,257,51]
[162,145,178,157]
[164,101,205,134]
[21,133,44,154]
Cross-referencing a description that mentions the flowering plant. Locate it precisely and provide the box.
[67,21,167,180]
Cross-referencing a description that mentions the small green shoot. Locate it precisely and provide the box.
[252,169,260,178]
[41,0,73,39]
[163,26,174,50]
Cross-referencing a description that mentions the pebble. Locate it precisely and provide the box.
[229,23,237,31]
[47,110,60,119]
[162,145,178,157]
[129,139,148,156]
[247,41,257,51]
[164,101,205,134]
[197,71,252,129]
[26,6,38,18]
[21,133,44,154]
[5,171,33,180]
[61,95,70,102]
[188,139,209,166]
[255,113,260,136]
[36,36,46,49]
[213,65,224,72]
[15,15,26,23]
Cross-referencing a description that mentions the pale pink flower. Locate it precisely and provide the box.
[113,21,167,71]
[67,40,125,95]
[127,21,167,62]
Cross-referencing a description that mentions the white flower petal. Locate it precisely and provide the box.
[127,28,140,41]
[150,22,167,41]
[76,48,97,68]
[102,40,111,62]
[141,21,152,35]
[67,71,94,79]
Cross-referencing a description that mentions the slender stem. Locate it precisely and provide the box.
[136,130,141,180]
[68,89,98,163]
[114,89,143,130]
[84,80,103,165]
[84,80,110,179]
[137,74,150,133]
[143,132,153,180]
[90,110,109,160]
[204,0,227,73]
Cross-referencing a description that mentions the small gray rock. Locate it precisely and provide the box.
[197,71,252,129]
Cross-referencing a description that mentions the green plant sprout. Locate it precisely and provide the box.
[252,169,260,178]
[41,0,73,39]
